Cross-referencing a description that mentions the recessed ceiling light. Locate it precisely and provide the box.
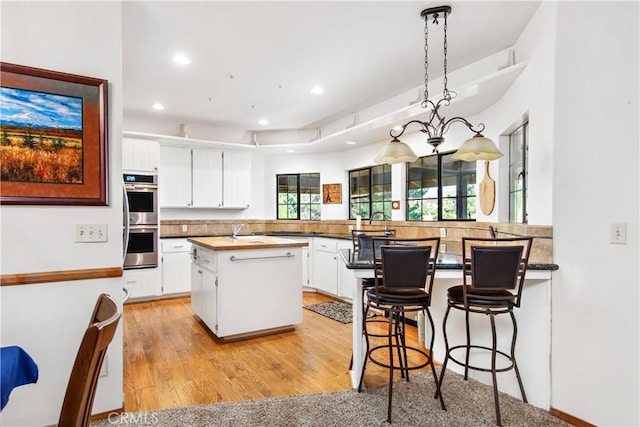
[345,140,357,145]
[392,125,403,131]
[152,103,165,111]
[259,119,269,126]
[173,54,191,65]
[286,149,295,153]
[310,86,325,95]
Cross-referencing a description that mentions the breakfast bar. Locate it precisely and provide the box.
[339,247,557,410]
[188,235,308,340]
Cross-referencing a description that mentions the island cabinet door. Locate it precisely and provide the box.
[216,247,303,338]
[190,261,204,320]
[200,267,218,332]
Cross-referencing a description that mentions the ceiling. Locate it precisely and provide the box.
[122,1,541,150]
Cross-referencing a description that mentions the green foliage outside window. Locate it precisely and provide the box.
[406,152,476,221]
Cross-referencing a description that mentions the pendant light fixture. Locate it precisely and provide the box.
[374,5,503,164]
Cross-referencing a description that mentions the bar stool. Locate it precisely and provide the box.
[348,229,395,370]
[359,237,445,423]
[438,237,533,426]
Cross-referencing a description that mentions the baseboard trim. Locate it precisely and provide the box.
[92,407,124,422]
[550,407,595,427]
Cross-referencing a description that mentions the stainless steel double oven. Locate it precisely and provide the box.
[123,173,158,269]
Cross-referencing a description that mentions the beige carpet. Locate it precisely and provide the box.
[96,368,569,426]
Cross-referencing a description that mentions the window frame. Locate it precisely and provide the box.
[509,121,528,223]
[276,173,321,220]
[348,164,392,220]
[406,151,477,221]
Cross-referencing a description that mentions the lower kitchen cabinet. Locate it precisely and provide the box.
[123,267,161,301]
[191,243,217,327]
[311,237,338,295]
[336,239,356,300]
[161,238,192,296]
[310,236,355,300]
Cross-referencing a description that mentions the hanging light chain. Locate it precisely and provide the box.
[443,9,449,99]
[422,14,429,108]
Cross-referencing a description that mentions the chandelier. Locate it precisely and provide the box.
[374,5,503,164]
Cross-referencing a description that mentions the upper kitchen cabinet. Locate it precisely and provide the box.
[123,137,159,172]
[159,144,252,209]
[159,145,192,207]
[221,150,252,208]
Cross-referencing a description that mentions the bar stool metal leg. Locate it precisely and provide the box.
[490,312,502,426]
[510,311,527,402]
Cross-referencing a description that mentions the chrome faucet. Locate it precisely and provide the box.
[369,211,389,231]
[488,225,497,238]
[232,223,245,239]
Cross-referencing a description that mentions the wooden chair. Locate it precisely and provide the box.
[58,293,121,427]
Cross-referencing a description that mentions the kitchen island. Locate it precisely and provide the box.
[188,235,308,340]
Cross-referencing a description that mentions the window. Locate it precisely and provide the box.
[276,173,321,220]
[509,122,528,223]
[348,164,391,220]
[406,152,476,221]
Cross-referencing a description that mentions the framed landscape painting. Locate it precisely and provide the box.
[0,62,108,205]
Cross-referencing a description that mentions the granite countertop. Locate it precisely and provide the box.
[188,235,309,251]
[165,231,352,240]
[338,248,559,271]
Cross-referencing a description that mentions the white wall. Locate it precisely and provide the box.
[0,2,124,425]
[551,2,639,426]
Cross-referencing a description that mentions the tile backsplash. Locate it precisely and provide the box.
[161,219,553,264]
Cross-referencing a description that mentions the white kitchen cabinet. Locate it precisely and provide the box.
[312,237,338,295]
[123,137,159,172]
[222,150,252,208]
[190,261,203,319]
[123,267,161,302]
[337,239,356,300]
[159,145,251,208]
[161,238,192,296]
[191,245,217,327]
[159,145,192,207]
[192,147,223,207]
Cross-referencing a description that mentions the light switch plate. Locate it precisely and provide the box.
[609,223,627,244]
[76,224,108,242]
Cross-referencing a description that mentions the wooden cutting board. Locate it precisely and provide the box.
[479,161,496,215]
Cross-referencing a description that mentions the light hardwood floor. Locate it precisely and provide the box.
[123,292,433,412]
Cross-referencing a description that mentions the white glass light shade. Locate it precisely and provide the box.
[453,134,503,161]
[374,138,419,164]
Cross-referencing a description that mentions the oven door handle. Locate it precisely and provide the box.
[129,225,159,231]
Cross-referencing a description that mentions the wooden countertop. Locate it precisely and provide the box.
[188,235,309,251]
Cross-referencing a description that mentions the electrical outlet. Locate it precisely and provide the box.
[181,224,188,232]
[610,223,627,244]
[440,243,447,253]
[440,227,446,238]
[76,224,108,242]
